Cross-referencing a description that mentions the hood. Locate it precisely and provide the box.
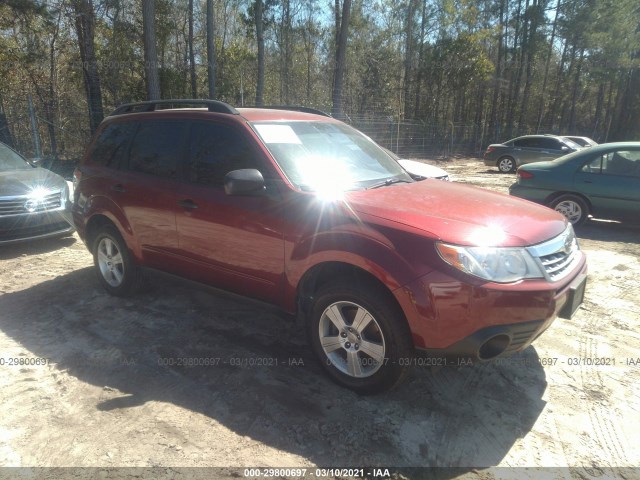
[344,180,567,247]
[0,167,67,197]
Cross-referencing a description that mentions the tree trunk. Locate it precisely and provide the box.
[546,37,569,130]
[535,0,561,132]
[505,0,523,138]
[568,48,585,132]
[206,0,216,98]
[255,0,265,106]
[489,0,505,142]
[72,0,104,134]
[188,0,197,98]
[518,0,538,132]
[413,0,428,118]
[403,0,418,119]
[331,0,352,119]
[143,0,161,100]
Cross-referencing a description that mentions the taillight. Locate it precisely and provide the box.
[518,170,535,180]
[485,146,495,155]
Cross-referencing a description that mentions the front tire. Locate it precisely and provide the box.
[92,226,143,296]
[308,281,413,394]
[550,194,589,226]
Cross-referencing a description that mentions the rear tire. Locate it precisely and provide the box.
[497,156,516,173]
[307,280,413,394]
[92,225,143,296]
[549,194,589,226]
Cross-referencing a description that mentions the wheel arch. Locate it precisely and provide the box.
[544,191,593,215]
[296,261,407,328]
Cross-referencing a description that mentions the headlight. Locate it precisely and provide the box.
[436,243,544,283]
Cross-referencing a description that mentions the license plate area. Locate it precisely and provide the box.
[559,273,587,319]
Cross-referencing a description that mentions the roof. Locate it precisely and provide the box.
[237,108,336,122]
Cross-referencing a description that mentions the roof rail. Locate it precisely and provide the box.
[110,99,239,116]
[249,105,332,117]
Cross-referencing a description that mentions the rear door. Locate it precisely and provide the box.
[116,120,187,269]
[175,120,285,303]
[574,148,640,220]
[512,137,547,165]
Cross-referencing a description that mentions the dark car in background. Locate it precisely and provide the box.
[510,142,640,226]
[484,135,581,173]
[0,141,74,244]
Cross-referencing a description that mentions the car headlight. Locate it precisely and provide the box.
[436,243,544,283]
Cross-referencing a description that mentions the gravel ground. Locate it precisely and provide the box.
[0,158,638,479]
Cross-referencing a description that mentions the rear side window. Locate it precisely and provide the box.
[128,121,187,178]
[513,137,540,148]
[188,122,258,186]
[89,122,135,167]
[581,150,640,176]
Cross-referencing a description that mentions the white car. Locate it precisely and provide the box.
[381,147,450,181]
[398,159,450,181]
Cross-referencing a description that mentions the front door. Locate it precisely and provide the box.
[575,148,640,220]
[175,120,285,303]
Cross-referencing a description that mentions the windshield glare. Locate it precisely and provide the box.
[252,121,412,192]
[0,142,31,171]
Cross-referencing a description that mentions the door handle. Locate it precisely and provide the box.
[178,199,198,209]
[583,180,593,184]
[111,184,126,193]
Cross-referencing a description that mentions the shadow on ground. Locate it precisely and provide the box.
[577,219,640,245]
[0,267,548,472]
[0,235,77,261]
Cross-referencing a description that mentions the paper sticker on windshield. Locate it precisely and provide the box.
[254,125,302,144]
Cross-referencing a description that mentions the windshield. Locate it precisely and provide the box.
[252,121,412,192]
[0,142,31,171]
[560,137,582,149]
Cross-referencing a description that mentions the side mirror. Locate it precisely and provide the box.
[561,146,570,152]
[224,169,265,196]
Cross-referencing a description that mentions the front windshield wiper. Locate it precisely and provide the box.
[366,178,413,190]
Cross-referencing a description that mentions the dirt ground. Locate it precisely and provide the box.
[0,158,639,479]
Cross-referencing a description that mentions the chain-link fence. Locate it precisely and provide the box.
[2,98,488,177]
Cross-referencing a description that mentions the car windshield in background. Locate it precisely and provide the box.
[0,142,31,171]
[252,121,412,192]
[559,137,581,149]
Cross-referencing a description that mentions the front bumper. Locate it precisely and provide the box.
[395,257,588,362]
[0,203,74,245]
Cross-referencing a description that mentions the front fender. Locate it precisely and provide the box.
[283,226,437,312]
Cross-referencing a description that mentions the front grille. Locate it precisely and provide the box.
[527,225,581,282]
[538,248,579,281]
[0,192,62,216]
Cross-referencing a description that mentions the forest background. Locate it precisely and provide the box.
[0,0,638,162]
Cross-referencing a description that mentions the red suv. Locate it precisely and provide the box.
[73,100,588,393]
